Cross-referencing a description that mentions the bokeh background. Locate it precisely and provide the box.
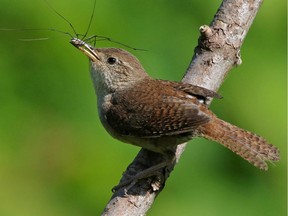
[0,0,286,215]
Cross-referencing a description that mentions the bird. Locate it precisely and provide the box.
[70,38,280,174]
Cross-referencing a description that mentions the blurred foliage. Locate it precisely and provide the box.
[0,0,286,215]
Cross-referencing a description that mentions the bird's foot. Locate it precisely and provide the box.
[112,161,169,193]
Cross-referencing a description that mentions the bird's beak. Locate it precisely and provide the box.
[70,38,100,62]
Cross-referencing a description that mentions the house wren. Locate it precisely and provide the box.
[70,38,279,171]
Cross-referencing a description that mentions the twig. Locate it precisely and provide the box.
[102,0,263,215]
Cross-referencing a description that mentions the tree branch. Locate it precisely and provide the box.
[102,0,263,215]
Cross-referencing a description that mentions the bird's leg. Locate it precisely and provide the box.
[112,152,176,192]
[112,161,168,192]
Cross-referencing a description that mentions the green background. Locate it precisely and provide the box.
[0,0,286,215]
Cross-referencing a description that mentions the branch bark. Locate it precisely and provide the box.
[102,0,263,215]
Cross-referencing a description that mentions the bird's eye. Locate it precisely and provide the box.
[107,57,117,65]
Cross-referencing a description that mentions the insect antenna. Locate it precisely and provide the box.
[84,35,147,51]
[0,27,74,40]
[43,0,79,38]
[81,0,97,40]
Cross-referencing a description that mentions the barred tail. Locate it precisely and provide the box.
[200,117,280,170]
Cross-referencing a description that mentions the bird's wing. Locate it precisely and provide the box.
[105,81,212,138]
[158,80,222,99]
